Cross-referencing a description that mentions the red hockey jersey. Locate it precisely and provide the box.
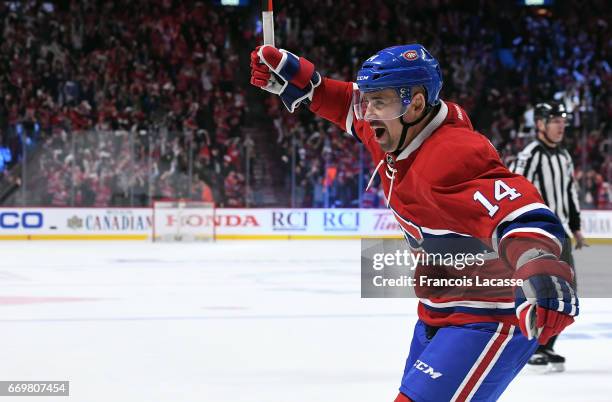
[310,78,566,327]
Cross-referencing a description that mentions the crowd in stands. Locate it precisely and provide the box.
[266,0,611,209]
[0,0,609,209]
[0,0,250,206]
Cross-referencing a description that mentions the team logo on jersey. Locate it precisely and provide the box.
[402,50,418,61]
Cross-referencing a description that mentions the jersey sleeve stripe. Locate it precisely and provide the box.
[500,227,563,254]
[496,208,565,240]
[491,202,553,251]
[495,207,565,256]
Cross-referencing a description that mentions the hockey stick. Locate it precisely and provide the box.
[262,0,275,46]
[261,0,283,92]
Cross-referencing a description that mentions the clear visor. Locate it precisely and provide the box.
[353,89,409,121]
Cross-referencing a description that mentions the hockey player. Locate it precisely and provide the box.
[250,44,578,401]
[510,102,585,372]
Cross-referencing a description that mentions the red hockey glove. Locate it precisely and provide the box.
[513,253,578,345]
[250,45,321,112]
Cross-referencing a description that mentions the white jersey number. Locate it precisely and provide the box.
[473,180,522,217]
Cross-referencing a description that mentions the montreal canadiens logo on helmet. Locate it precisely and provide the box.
[402,50,418,61]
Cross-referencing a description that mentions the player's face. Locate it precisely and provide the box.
[363,89,402,151]
[367,90,426,153]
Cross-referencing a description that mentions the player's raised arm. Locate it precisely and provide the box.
[250,45,356,134]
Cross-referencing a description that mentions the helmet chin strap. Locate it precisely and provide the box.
[393,104,432,155]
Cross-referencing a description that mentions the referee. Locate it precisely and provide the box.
[509,101,586,373]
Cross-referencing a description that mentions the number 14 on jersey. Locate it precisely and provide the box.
[473,180,522,217]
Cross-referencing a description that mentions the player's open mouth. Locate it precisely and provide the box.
[374,127,387,139]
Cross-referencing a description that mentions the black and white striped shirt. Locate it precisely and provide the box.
[509,139,581,236]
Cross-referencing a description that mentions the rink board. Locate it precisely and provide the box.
[0,207,610,241]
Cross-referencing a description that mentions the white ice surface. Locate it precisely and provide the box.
[0,241,610,402]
